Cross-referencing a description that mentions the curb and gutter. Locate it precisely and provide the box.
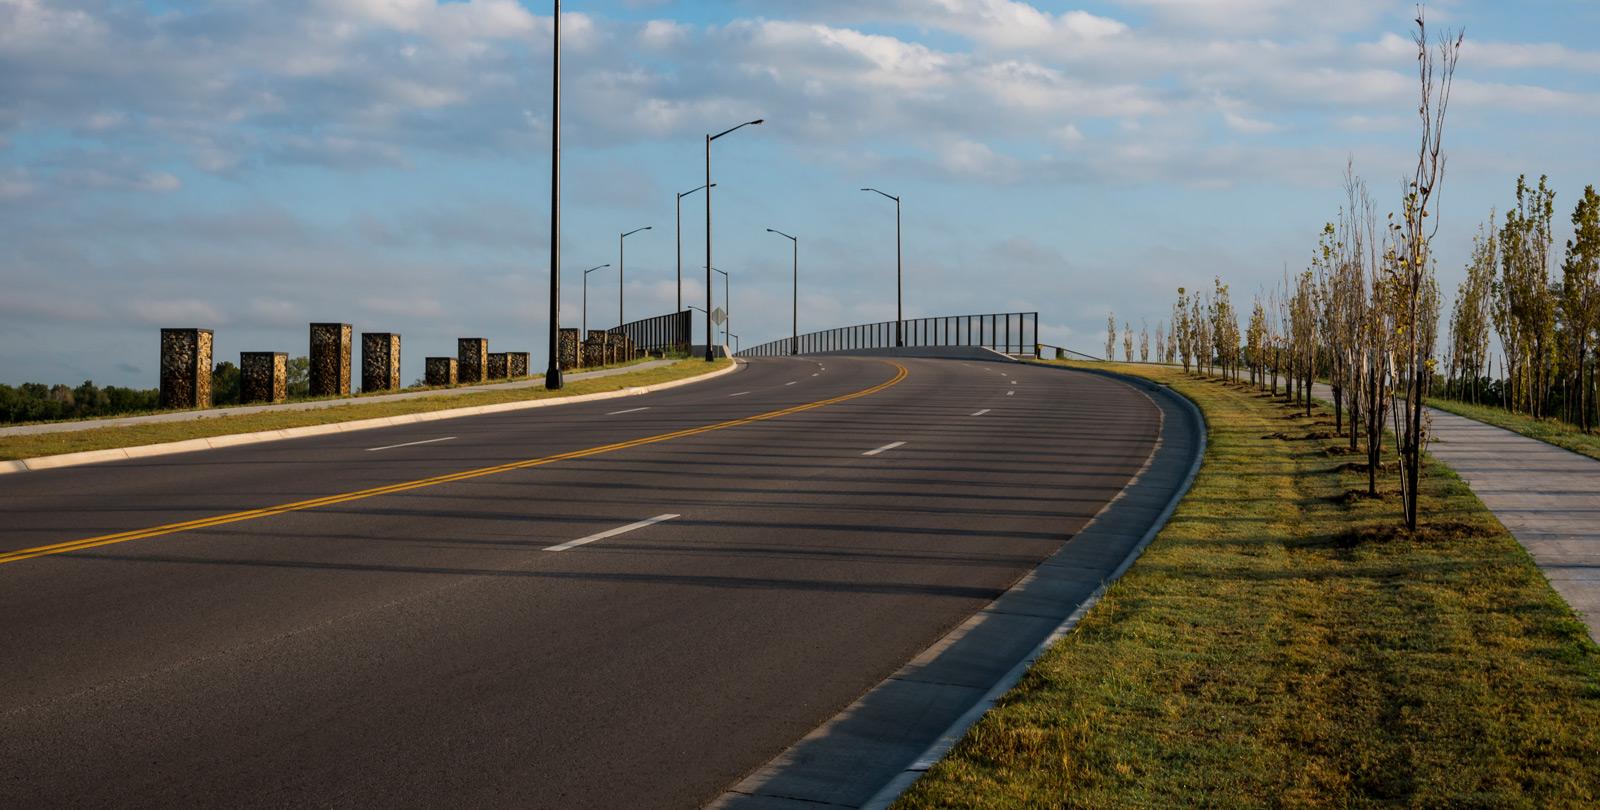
[0,360,743,476]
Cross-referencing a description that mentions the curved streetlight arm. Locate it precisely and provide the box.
[768,229,799,355]
[622,226,652,238]
[710,119,764,142]
[860,187,903,346]
[583,263,610,275]
[679,183,716,199]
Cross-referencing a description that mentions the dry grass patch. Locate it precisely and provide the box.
[894,361,1600,810]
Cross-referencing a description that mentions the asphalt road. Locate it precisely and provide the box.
[0,356,1161,809]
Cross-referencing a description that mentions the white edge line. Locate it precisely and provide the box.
[862,441,905,456]
[366,436,456,452]
[4,362,746,475]
[544,513,679,552]
[607,407,650,415]
[970,409,991,416]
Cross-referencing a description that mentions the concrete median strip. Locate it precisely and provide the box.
[3,363,741,475]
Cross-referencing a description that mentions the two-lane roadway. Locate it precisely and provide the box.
[0,356,1161,808]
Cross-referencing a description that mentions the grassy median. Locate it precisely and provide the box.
[1428,397,1600,463]
[894,361,1600,809]
[0,358,731,461]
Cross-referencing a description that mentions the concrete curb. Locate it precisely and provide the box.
[2,361,743,475]
[707,361,1207,810]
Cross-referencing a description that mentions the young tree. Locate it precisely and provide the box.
[1155,318,1166,364]
[1390,10,1462,530]
[1174,289,1193,372]
[1562,186,1600,430]
[1495,175,1556,416]
[1123,321,1134,362]
[1448,215,1496,405]
[1105,313,1116,361]
[1139,319,1150,362]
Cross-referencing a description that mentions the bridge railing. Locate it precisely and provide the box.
[736,312,1038,358]
[609,310,691,354]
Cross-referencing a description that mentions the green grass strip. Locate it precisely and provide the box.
[0,359,731,462]
[894,362,1600,810]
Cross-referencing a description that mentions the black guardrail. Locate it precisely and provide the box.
[736,312,1037,358]
[609,310,691,354]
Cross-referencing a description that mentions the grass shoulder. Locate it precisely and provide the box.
[1428,397,1600,463]
[895,360,1600,809]
[0,358,730,462]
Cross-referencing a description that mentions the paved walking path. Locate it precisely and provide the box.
[1306,381,1600,645]
[0,360,677,438]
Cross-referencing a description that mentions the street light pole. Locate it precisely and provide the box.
[705,118,763,360]
[677,184,713,315]
[619,225,650,329]
[544,0,563,389]
[710,267,729,346]
[582,263,609,338]
[767,229,798,355]
[861,187,902,347]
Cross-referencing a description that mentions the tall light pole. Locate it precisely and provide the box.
[861,187,902,347]
[710,267,729,346]
[619,225,650,328]
[582,263,609,337]
[767,228,798,355]
[677,184,713,314]
[705,118,763,361]
[544,0,563,389]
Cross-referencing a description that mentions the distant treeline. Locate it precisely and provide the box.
[2,357,312,425]
[0,381,162,424]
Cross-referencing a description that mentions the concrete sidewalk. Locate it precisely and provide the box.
[1307,381,1600,646]
[0,359,677,438]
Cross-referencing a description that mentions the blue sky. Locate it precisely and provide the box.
[2,0,1598,386]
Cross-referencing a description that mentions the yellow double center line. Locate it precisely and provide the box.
[1,362,909,566]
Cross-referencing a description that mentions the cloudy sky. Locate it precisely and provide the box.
[3,0,1598,387]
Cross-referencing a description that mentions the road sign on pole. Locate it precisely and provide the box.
[711,307,727,326]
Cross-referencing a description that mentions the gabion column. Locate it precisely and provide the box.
[458,338,488,384]
[240,351,287,404]
[558,328,580,369]
[585,331,608,367]
[310,323,352,397]
[160,328,213,409]
[425,357,458,386]
[361,332,401,392]
[506,352,530,378]
[487,352,508,380]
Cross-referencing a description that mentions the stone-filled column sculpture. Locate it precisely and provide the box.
[425,357,458,386]
[558,329,580,370]
[240,352,288,404]
[310,323,352,397]
[160,328,213,409]
[458,338,488,384]
[506,352,530,378]
[361,333,402,392]
[487,352,508,380]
